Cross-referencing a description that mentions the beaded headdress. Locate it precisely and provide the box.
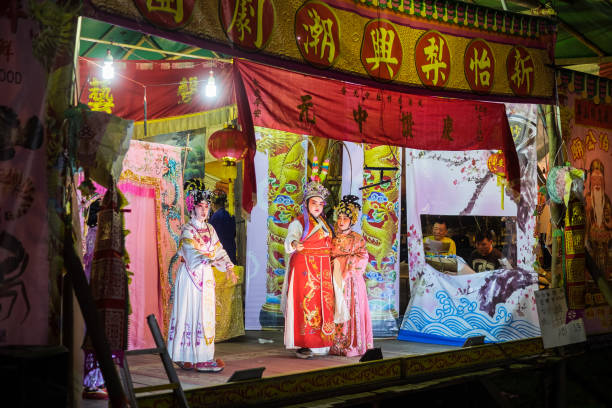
[303,155,330,202]
[334,194,361,225]
[184,178,213,214]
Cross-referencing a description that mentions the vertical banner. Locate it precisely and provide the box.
[244,132,270,330]
[248,128,305,329]
[120,141,183,335]
[558,69,612,334]
[0,1,77,344]
[362,145,402,337]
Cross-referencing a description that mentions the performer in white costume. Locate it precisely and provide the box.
[167,179,237,372]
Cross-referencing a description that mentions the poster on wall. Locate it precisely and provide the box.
[399,103,540,344]
[0,1,78,345]
[558,69,612,334]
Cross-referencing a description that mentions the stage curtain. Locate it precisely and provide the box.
[121,181,162,350]
[214,266,245,342]
[121,141,184,338]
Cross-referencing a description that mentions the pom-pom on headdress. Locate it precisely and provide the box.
[334,194,361,225]
[303,155,330,202]
[184,178,213,214]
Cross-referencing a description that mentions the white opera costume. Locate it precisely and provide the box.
[167,217,233,364]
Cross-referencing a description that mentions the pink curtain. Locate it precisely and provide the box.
[121,181,162,350]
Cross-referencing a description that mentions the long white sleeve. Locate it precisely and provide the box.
[284,220,303,255]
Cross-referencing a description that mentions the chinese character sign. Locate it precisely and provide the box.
[507,46,534,96]
[87,78,115,114]
[177,76,198,104]
[295,0,340,68]
[464,39,494,93]
[219,0,275,51]
[360,19,402,81]
[415,30,451,88]
[133,0,195,29]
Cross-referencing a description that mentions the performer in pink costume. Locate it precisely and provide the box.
[329,195,374,357]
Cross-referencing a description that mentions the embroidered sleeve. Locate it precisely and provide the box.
[351,233,369,273]
[179,225,210,272]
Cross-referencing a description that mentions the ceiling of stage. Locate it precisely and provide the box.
[78,1,612,79]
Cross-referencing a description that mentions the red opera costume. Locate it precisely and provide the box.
[283,214,335,350]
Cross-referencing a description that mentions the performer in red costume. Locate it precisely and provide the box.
[282,175,335,359]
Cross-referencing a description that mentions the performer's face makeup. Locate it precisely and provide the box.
[194,200,210,219]
[337,213,351,231]
[308,197,325,218]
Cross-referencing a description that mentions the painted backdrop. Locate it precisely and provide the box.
[559,70,612,334]
[399,103,541,344]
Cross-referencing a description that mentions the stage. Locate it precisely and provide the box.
[83,330,545,407]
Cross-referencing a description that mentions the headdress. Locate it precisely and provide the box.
[184,178,213,214]
[334,194,361,225]
[303,155,330,202]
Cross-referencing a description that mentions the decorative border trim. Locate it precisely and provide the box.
[137,337,543,407]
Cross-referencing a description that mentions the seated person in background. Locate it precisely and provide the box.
[470,231,503,272]
[423,220,456,256]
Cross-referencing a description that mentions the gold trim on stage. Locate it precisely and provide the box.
[136,337,543,407]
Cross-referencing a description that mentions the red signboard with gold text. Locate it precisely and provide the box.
[87,0,556,103]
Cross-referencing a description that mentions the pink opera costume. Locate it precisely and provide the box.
[329,195,374,357]
[167,178,236,372]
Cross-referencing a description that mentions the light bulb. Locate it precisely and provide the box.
[205,70,216,98]
[102,49,114,80]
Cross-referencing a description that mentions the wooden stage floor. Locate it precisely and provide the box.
[83,330,458,406]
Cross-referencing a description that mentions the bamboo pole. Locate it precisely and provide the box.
[79,37,232,63]
[546,105,563,288]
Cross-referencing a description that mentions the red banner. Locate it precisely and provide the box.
[235,59,520,194]
[78,58,234,121]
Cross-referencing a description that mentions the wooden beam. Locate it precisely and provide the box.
[167,46,201,60]
[79,37,232,63]
[120,36,147,60]
[555,55,612,66]
[558,20,606,57]
[81,25,115,57]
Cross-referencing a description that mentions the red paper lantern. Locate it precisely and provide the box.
[207,126,248,166]
[487,151,506,176]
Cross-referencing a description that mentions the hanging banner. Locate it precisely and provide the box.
[120,141,184,336]
[85,0,555,103]
[362,144,402,336]
[558,69,612,334]
[235,59,521,196]
[0,1,78,345]
[78,58,234,121]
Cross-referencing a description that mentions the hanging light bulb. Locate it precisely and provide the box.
[205,69,216,98]
[102,48,114,80]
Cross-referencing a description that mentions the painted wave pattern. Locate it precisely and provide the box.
[402,291,541,341]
